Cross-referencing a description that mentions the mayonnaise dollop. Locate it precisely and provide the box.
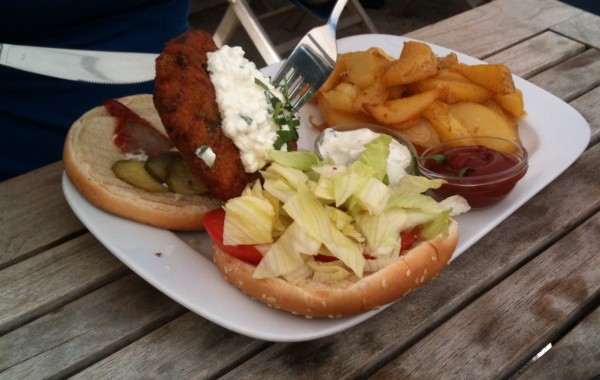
[206,45,285,173]
[317,127,413,184]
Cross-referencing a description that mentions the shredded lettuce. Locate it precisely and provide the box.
[254,221,320,279]
[283,182,366,277]
[223,194,274,245]
[269,149,319,170]
[219,133,470,281]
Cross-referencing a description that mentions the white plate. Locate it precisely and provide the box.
[62,34,591,342]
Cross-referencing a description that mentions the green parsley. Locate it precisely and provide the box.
[255,77,300,151]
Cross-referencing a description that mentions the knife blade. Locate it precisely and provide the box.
[0,43,158,84]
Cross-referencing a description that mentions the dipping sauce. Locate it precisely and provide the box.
[422,145,520,177]
[418,137,528,209]
[316,126,414,184]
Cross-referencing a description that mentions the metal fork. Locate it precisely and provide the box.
[272,0,348,110]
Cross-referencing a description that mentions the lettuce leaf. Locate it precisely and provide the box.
[283,182,365,277]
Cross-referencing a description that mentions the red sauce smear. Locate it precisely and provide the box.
[103,99,172,156]
[424,145,519,177]
[423,145,525,208]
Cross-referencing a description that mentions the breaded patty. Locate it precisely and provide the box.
[153,30,256,201]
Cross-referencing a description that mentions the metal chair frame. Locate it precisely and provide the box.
[213,0,377,65]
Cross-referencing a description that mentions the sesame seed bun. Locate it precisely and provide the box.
[212,221,458,318]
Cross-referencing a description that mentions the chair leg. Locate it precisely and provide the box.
[213,6,239,47]
[349,0,378,33]
[213,0,281,65]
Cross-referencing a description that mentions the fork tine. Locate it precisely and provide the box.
[291,85,313,109]
[270,0,348,109]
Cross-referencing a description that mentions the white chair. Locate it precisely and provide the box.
[213,0,377,65]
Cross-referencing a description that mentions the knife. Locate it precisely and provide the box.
[0,43,158,84]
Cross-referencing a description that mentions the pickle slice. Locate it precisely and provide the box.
[112,159,168,193]
[145,151,180,183]
[165,159,208,195]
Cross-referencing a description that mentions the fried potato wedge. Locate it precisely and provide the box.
[423,101,472,141]
[318,95,377,128]
[353,82,388,113]
[449,101,519,142]
[383,41,438,86]
[450,63,516,94]
[321,82,360,113]
[408,77,492,104]
[494,88,526,117]
[437,52,459,69]
[312,52,350,102]
[312,42,526,147]
[394,118,440,150]
[344,47,393,89]
[364,89,440,125]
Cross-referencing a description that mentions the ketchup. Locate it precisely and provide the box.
[422,145,527,208]
[423,145,519,177]
[103,99,172,156]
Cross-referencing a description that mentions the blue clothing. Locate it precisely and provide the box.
[0,0,190,180]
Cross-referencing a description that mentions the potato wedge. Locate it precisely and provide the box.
[423,101,472,141]
[434,68,470,82]
[313,52,350,102]
[437,52,459,69]
[449,101,519,142]
[344,47,392,89]
[450,63,516,94]
[352,83,388,113]
[318,95,377,128]
[363,89,440,125]
[394,118,440,150]
[408,77,492,104]
[383,41,438,86]
[321,82,360,113]
[494,88,526,117]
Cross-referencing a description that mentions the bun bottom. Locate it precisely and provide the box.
[63,94,222,231]
[213,221,458,318]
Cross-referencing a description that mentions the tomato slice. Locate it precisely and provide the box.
[204,208,421,264]
[400,227,421,253]
[203,208,263,264]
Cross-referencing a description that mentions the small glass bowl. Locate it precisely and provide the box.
[417,136,528,209]
[314,123,417,172]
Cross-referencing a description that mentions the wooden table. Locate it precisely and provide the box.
[1,0,599,378]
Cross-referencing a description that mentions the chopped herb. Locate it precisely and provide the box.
[255,77,300,151]
[427,154,448,164]
[457,166,472,177]
[240,114,253,125]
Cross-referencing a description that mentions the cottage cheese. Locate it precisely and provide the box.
[207,45,286,173]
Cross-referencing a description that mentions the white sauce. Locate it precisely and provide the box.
[195,145,216,168]
[317,128,412,184]
[207,45,285,173]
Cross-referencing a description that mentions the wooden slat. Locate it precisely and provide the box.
[570,86,600,146]
[485,31,585,78]
[518,303,600,380]
[371,212,600,379]
[214,140,600,379]
[0,274,185,379]
[407,0,583,58]
[0,234,128,334]
[528,48,600,102]
[0,162,83,268]
[550,11,600,50]
[71,313,270,379]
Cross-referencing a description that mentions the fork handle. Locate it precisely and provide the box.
[327,0,349,32]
